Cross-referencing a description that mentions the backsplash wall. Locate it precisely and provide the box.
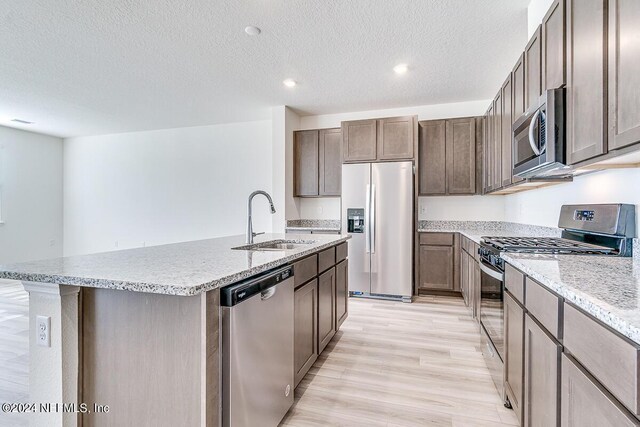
[504,168,640,231]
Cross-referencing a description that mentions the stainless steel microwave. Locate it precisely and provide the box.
[512,88,571,178]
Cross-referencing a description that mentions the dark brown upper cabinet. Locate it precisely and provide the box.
[418,117,477,195]
[446,118,476,194]
[512,54,526,123]
[418,120,447,195]
[319,128,342,196]
[525,26,542,113]
[542,0,566,91]
[377,116,415,160]
[492,92,503,190]
[484,103,494,193]
[607,0,640,151]
[294,128,341,197]
[342,119,377,162]
[342,116,416,163]
[566,0,607,165]
[294,130,319,196]
[501,74,514,187]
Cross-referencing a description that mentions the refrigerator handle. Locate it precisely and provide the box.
[370,184,376,254]
[365,184,371,253]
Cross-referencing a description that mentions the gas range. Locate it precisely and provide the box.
[479,204,636,272]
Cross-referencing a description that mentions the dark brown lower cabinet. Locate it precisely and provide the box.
[335,259,348,328]
[318,267,336,353]
[472,260,481,321]
[505,292,525,425]
[419,245,454,291]
[460,251,470,306]
[561,353,640,426]
[524,313,561,427]
[293,279,318,387]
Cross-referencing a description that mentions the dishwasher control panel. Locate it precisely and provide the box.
[221,265,294,306]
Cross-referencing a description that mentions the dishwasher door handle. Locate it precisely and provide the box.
[261,286,276,300]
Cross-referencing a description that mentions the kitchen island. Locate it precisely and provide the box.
[0,233,350,427]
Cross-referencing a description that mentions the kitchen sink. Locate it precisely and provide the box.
[232,239,317,251]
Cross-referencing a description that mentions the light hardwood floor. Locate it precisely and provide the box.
[0,279,29,427]
[281,296,518,427]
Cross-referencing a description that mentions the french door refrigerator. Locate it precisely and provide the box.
[341,161,413,302]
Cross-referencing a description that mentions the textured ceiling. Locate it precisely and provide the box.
[0,0,529,137]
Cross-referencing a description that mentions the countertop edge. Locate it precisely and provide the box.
[0,235,351,297]
[502,254,640,346]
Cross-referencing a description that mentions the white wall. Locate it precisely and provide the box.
[296,100,501,221]
[63,120,273,256]
[272,106,302,227]
[504,169,640,229]
[0,126,63,264]
[527,0,554,38]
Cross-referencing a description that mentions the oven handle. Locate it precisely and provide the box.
[480,262,504,281]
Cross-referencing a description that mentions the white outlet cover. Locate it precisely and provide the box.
[36,315,51,347]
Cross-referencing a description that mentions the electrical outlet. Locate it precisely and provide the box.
[36,315,51,347]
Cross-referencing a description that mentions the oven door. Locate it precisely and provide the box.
[479,260,505,360]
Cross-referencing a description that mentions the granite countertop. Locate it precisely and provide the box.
[416,220,561,244]
[503,253,640,345]
[0,233,350,296]
[285,219,341,233]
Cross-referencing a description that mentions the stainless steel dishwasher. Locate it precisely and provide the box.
[221,265,294,427]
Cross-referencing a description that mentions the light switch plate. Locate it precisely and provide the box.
[36,315,51,347]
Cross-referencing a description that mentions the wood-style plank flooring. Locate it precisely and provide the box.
[281,296,518,427]
[0,279,29,427]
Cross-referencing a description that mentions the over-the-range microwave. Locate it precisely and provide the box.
[512,88,572,178]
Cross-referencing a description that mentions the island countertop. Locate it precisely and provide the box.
[0,233,351,296]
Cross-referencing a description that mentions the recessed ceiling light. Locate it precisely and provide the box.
[283,79,297,88]
[10,118,33,124]
[393,63,409,75]
[245,26,261,36]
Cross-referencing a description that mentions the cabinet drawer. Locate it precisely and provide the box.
[318,247,336,273]
[419,232,454,246]
[336,242,348,263]
[564,303,640,416]
[293,254,318,288]
[505,264,525,305]
[525,277,561,339]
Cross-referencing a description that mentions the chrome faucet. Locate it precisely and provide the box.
[246,190,276,244]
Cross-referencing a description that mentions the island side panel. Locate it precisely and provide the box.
[81,287,220,426]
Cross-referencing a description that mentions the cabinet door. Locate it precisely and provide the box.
[342,119,377,162]
[335,259,348,328]
[501,75,513,187]
[318,267,336,353]
[484,104,493,193]
[419,245,454,291]
[473,258,481,322]
[524,314,561,427]
[542,0,566,91]
[525,26,543,113]
[461,251,470,306]
[566,0,607,164]
[294,130,319,196]
[319,128,342,196]
[513,53,526,123]
[294,279,318,387]
[446,118,476,194]
[505,292,525,425]
[418,120,447,195]
[608,0,640,151]
[561,353,640,427]
[492,94,503,190]
[377,116,415,160]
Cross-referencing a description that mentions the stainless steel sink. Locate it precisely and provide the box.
[232,239,317,251]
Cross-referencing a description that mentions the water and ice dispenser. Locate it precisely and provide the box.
[347,208,365,233]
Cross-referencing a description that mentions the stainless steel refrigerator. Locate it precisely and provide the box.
[341,161,413,302]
